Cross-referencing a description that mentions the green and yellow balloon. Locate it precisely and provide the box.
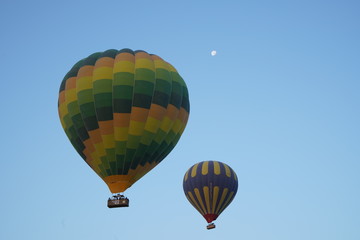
[58,48,190,198]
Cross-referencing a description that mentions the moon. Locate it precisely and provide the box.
[211,50,217,56]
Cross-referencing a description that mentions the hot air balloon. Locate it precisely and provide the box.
[183,161,238,229]
[58,48,190,207]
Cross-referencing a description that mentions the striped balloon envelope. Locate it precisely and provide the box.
[183,161,238,229]
[58,48,190,198]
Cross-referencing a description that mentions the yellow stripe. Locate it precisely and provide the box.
[114,127,128,141]
[144,117,160,133]
[184,170,189,181]
[93,67,113,79]
[154,60,168,69]
[102,134,115,148]
[58,104,68,122]
[167,64,177,72]
[224,163,231,177]
[202,161,209,175]
[65,88,77,103]
[191,163,199,177]
[203,186,211,213]
[94,142,106,156]
[176,119,187,134]
[215,188,229,214]
[212,186,220,213]
[187,192,205,215]
[218,191,235,215]
[76,76,93,91]
[233,171,238,181]
[128,121,145,136]
[160,117,173,132]
[214,161,221,175]
[172,119,182,133]
[194,188,207,214]
[113,61,135,74]
[90,152,102,169]
[135,58,155,71]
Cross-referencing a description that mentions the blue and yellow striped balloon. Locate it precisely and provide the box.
[183,161,238,227]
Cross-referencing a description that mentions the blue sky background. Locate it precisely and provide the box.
[1,0,359,239]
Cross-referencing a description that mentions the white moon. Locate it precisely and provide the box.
[211,50,217,56]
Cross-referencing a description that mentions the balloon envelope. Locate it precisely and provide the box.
[58,48,190,193]
[183,161,238,223]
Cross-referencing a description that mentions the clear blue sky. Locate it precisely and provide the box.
[1,0,359,239]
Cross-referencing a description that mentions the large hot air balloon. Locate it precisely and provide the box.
[183,161,238,229]
[58,48,190,207]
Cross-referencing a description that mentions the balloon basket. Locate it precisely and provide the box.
[207,223,216,230]
[107,194,129,208]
